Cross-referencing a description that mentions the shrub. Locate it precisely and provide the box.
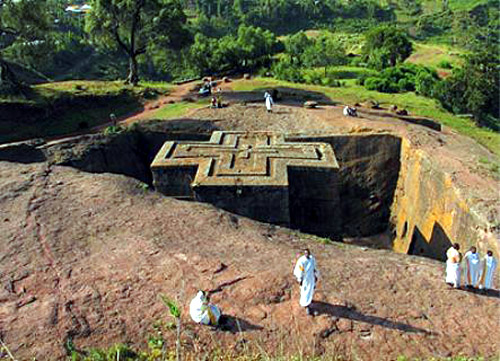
[303,70,323,85]
[363,64,438,93]
[397,78,414,92]
[415,70,438,97]
[434,46,499,129]
[103,125,125,136]
[438,60,453,69]
[271,61,304,83]
[365,77,399,93]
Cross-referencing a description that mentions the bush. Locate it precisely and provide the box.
[434,47,499,129]
[103,125,125,136]
[397,78,414,92]
[363,64,438,93]
[271,61,304,83]
[415,70,438,97]
[303,70,323,85]
[438,60,453,69]
[365,77,398,93]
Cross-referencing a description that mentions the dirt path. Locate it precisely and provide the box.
[119,81,201,126]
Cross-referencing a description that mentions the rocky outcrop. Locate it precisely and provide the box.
[288,133,401,238]
[0,128,496,261]
[391,138,499,260]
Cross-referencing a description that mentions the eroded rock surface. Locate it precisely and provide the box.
[0,162,498,360]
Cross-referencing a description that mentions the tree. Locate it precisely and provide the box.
[189,33,218,74]
[86,0,188,86]
[188,24,277,75]
[284,31,312,65]
[303,33,347,76]
[398,0,422,16]
[435,47,499,129]
[236,24,276,70]
[362,26,413,69]
[0,0,52,94]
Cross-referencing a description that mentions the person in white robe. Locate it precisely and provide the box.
[264,91,274,112]
[479,250,497,290]
[343,105,357,117]
[445,243,461,288]
[293,248,319,315]
[189,290,221,326]
[463,246,480,288]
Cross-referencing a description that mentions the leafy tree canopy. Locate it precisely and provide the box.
[435,46,499,130]
[303,32,347,75]
[85,0,189,85]
[362,26,413,69]
[0,0,53,93]
[189,24,276,75]
[284,31,312,65]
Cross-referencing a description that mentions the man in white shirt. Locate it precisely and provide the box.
[463,246,480,288]
[479,250,497,290]
[445,243,461,288]
[293,248,319,316]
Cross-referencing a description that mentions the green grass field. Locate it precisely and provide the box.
[35,80,172,98]
[406,43,465,69]
[143,100,209,121]
[318,66,378,79]
[233,77,499,156]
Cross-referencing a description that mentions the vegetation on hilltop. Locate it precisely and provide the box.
[85,0,189,85]
[0,0,498,142]
[232,77,500,156]
[0,0,53,94]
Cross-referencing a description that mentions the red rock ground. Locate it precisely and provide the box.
[0,162,498,360]
[1,81,499,360]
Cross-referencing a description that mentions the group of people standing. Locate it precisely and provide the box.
[188,248,319,327]
[446,244,497,290]
[188,245,497,328]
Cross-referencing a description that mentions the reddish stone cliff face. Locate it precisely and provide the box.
[391,138,499,259]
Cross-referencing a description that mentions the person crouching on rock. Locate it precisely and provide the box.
[343,105,357,117]
[293,248,319,316]
[189,290,221,326]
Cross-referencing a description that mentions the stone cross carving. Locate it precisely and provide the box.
[151,131,340,236]
[151,131,338,188]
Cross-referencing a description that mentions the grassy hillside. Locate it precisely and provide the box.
[405,43,464,68]
[233,77,499,156]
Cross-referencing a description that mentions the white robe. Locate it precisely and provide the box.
[264,92,274,111]
[480,255,497,290]
[445,247,461,287]
[464,251,480,287]
[189,291,221,326]
[293,255,318,307]
[343,106,350,116]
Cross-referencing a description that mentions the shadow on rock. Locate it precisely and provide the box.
[223,87,339,107]
[459,286,500,299]
[218,314,263,333]
[137,118,219,134]
[310,302,430,334]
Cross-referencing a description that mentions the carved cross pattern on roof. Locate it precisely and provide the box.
[151,131,338,186]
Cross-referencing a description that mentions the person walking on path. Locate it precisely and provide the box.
[293,248,319,316]
[264,91,274,112]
